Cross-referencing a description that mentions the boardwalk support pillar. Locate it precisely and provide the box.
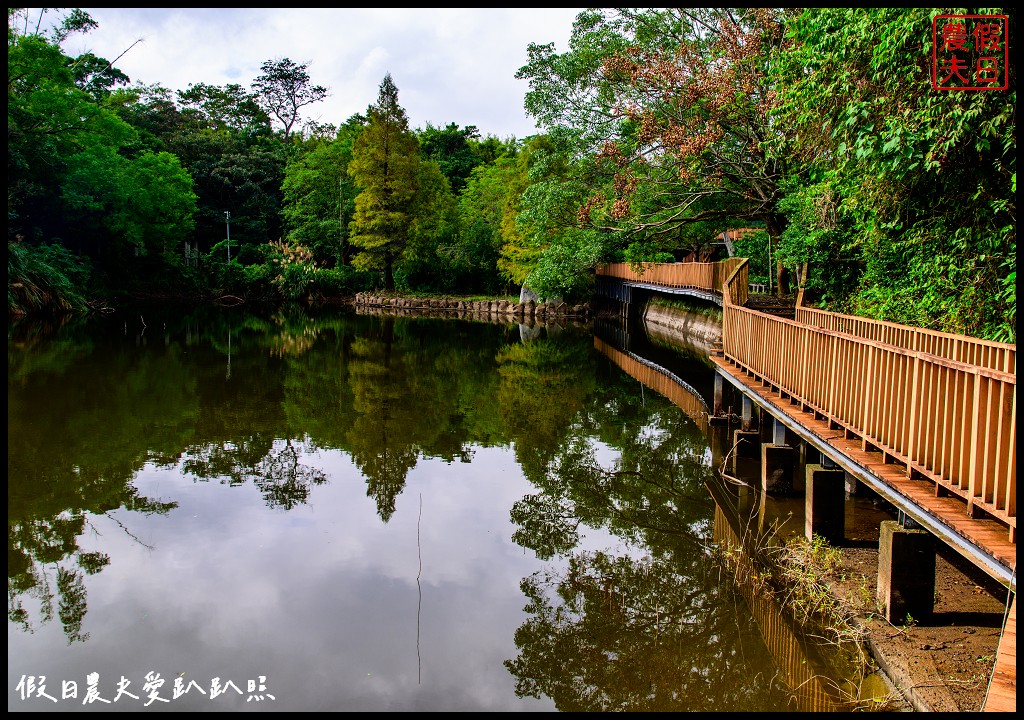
[733,430,760,460]
[761,415,794,494]
[710,423,729,471]
[741,395,754,431]
[710,372,728,425]
[762,443,795,494]
[877,520,936,624]
[805,464,846,545]
[732,393,760,460]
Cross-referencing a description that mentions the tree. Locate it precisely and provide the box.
[455,153,524,294]
[8,22,196,267]
[347,74,421,290]
[418,122,481,194]
[397,159,461,292]
[67,51,130,101]
[496,134,607,301]
[518,8,797,294]
[281,114,365,266]
[252,57,328,141]
[177,82,270,135]
[776,8,1016,340]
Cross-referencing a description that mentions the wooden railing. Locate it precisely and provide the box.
[596,259,746,297]
[724,260,1016,541]
[795,305,1016,374]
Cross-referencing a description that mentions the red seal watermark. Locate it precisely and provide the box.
[932,14,1008,91]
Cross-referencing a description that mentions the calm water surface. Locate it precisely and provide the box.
[9,306,852,711]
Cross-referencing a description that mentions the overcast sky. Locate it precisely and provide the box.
[39,7,585,140]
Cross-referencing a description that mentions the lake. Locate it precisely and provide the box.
[8,304,871,711]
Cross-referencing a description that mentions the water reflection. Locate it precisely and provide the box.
[8,306,872,711]
[503,390,792,711]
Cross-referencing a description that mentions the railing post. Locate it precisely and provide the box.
[861,344,877,451]
[966,372,983,517]
[906,354,921,476]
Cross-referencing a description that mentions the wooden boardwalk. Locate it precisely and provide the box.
[598,256,1016,710]
[984,595,1016,712]
[710,354,1016,583]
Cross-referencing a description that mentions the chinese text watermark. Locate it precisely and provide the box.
[932,14,1009,91]
[14,673,275,705]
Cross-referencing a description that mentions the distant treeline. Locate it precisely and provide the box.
[7,9,1015,341]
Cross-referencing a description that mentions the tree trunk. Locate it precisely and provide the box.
[776,263,791,296]
[384,252,395,291]
[764,214,790,296]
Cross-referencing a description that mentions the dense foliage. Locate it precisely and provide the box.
[6,8,1015,340]
[516,7,1015,339]
[775,8,1016,341]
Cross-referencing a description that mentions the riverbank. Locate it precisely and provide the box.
[353,292,593,321]
[643,298,722,354]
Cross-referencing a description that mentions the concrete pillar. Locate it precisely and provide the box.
[741,394,754,431]
[733,430,761,460]
[710,373,728,425]
[805,464,846,545]
[772,416,787,446]
[710,424,729,471]
[877,520,936,624]
[713,372,724,417]
[762,443,795,494]
[844,472,858,496]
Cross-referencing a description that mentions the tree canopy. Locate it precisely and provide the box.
[252,57,329,141]
[6,8,1015,340]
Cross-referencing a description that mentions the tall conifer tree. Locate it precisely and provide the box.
[347,74,420,289]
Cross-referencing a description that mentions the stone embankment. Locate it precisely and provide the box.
[643,302,722,350]
[354,293,592,321]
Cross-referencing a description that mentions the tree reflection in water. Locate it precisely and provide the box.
[10,306,789,710]
[505,367,793,711]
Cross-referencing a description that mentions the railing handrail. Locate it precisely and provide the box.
[795,305,1015,374]
[729,303,1016,385]
[595,257,1016,539]
[722,293,1016,541]
[596,259,744,296]
[722,257,749,309]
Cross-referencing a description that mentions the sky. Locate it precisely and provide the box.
[33,7,586,140]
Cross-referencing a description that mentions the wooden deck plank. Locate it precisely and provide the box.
[984,596,1016,712]
[710,356,1017,578]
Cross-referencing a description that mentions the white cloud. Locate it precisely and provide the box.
[48,7,585,139]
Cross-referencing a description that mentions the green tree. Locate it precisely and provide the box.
[493,137,547,293]
[8,20,197,296]
[252,57,329,141]
[67,51,131,101]
[348,74,422,290]
[281,114,366,266]
[776,8,1016,340]
[62,144,197,260]
[397,159,462,292]
[499,134,607,301]
[177,82,270,135]
[455,152,524,294]
[418,122,482,194]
